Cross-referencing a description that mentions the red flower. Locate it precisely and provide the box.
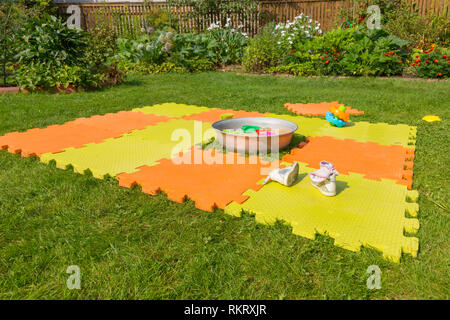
[438,73,442,77]
[448,60,450,63]
[433,59,438,63]
[358,18,364,22]
[325,60,329,65]
[443,55,447,59]
[335,57,338,61]
[412,63,416,66]
[321,56,324,60]
[417,62,421,66]
[426,60,430,63]
[398,61,402,64]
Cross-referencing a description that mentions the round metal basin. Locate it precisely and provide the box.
[212,117,298,153]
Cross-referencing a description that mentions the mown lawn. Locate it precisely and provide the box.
[0,72,448,299]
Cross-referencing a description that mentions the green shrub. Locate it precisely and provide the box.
[115,28,169,65]
[1,0,53,86]
[284,26,409,76]
[273,13,322,50]
[16,15,88,67]
[384,1,449,48]
[84,25,118,73]
[410,48,450,78]
[14,14,124,90]
[242,26,284,72]
[171,32,217,63]
[336,28,408,76]
[15,63,105,90]
[204,25,249,65]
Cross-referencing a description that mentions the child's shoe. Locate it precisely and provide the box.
[263,162,299,187]
[309,161,339,196]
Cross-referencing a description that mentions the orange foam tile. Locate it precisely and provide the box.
[282,136,414,189]
[183,108,271,123]
[0,111,170,157]
[284,101,364,117]
[117,147,283,212]
[70,111,171,135]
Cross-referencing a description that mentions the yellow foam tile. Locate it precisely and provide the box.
[132,102,214,118]
[225,162,419,263]
[40,119,215,179]
[265,113,416,148]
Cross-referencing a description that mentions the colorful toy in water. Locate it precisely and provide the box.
[326,105,349,127]
[222,125,288,136]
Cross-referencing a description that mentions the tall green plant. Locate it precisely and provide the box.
[16,14,88,68]
[0,0,13,86]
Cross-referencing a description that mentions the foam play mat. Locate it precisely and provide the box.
[285,101,365,116]
[0,102,419,262]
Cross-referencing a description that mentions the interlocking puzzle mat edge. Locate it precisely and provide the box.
[285,101,365,116]
[225,162,419,263]
[283,136,415,189]
[0,103,420,262]
[265,113,417,149]
[116,146,281,212]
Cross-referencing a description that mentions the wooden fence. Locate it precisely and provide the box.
[56,0,450,37]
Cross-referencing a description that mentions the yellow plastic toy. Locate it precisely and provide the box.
[422,115,441,122]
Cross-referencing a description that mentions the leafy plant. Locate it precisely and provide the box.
[170,32,218,65]
[16,15,88,68]
[284,26,409,76]
[242,25,284,72]
[13,14,124,91]
[84,25,118,73]
[274,13,322,50]
[205,20,249,65]
[336,28,408,76]
[410,48,450,78]
[14,63,105,91]
[116,37,167,65]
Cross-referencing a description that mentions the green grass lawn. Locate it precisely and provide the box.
[0,72,448,299]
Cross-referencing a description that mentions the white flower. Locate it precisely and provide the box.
[146,44,152,51]
[137,43,144,50]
